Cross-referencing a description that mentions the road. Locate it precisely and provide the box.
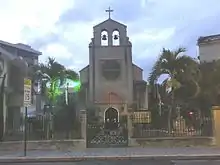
[1,160,220,165]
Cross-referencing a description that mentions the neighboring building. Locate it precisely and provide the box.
[198,34,220,62]
[79,16,148,122]
[0,40,41,136]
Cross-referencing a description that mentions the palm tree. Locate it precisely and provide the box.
[148,47,199,132]
[32,57,79,139]
[36,57,79,104]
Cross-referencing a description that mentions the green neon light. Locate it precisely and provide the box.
[46,78,81,95]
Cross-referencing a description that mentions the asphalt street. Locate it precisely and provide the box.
[1,160,220,165]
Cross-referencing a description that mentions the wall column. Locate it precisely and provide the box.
[80,110,87,148]
[212,106,220,146]
[124,103,138,146]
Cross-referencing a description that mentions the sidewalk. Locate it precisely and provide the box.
[0,147,220,163]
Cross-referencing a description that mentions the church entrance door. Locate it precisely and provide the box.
[104,107,118,130]
[86,107,128,148]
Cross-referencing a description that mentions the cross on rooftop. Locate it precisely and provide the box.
[105,7,113,19]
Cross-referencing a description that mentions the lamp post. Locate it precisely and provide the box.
[33,70,50,111]
[33,70,51,139]
[65,82,69,105]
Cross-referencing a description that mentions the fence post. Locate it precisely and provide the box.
[80,110,87,148]
[212,106,220,146]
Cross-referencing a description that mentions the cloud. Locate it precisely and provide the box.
[0,0,74,42]
[40,43,72,61]
[1,0,220,79]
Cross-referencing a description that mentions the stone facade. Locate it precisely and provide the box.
[79,18,148,121]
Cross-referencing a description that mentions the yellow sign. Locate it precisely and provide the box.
[24,79,32,86]
[24,78,32,107]
[132,111,151,124]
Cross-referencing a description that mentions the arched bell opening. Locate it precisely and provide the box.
[101,30,108,46]
[112,30,120,46]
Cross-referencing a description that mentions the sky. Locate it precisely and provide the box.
[1,0,220,79]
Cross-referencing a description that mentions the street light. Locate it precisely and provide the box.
[33,70,52,139]
[65,82,69,105]
[33,70,50,111]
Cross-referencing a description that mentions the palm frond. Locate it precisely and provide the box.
[65,69,79,80]
[148,59,162,85]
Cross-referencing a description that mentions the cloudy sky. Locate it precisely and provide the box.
[1,0,220,78]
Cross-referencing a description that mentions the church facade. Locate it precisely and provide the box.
[79,17,148,122]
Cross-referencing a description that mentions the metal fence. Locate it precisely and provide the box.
[133,117,213,138]
[4,114,81,141]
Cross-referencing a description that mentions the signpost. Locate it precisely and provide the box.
[23,78,32,156]
[132,111,151,124]
[24,78,32,106]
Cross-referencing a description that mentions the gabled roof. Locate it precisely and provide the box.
[93,18,127,29]
[79,65,89,72]
[0,40,42,55]
[198,34,220,45]
[132,63,143,71]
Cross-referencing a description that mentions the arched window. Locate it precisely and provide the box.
[112,30,120,46]
[101,30,108,46]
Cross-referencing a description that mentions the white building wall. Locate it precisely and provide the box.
[199,41,220,62]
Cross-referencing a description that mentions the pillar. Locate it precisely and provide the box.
[144,84,148,110]
[212,106,220,146]
[80,110,87,145]
[125,103,138,146]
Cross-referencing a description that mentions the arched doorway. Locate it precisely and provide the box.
[104,107,119,130]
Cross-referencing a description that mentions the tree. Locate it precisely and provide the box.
[0,73,6,141]
[148,47,199,132]
[32,57,79,139]
[53,100,78,139]
[35,57,79,104]
[193,60,220,116]
[0,56,6,141]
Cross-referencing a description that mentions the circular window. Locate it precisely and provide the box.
[102,60,121,80]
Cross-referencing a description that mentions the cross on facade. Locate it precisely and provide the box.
[105,7,113,19]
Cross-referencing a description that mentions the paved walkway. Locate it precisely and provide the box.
[0,147,220,158]
[0,147,220,164]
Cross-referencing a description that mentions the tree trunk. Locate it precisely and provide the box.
[168,90,174,133]
[0,74,6,141]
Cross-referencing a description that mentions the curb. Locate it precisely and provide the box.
[0,154,220,163]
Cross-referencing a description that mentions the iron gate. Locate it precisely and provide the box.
[86,115,128,148]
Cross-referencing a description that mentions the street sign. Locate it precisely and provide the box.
[24,78,32,107]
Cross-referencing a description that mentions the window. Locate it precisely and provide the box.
[112,30,120,46]
[101,30,108,46]
[101,60,121,80]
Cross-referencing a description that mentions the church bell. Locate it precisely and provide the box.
[114,35,119,40]
[102,34,107,40]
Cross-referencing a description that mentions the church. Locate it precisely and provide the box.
[79,9,148,124]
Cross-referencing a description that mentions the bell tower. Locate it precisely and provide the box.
[92,7,128,47]
[88,8,133,107]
